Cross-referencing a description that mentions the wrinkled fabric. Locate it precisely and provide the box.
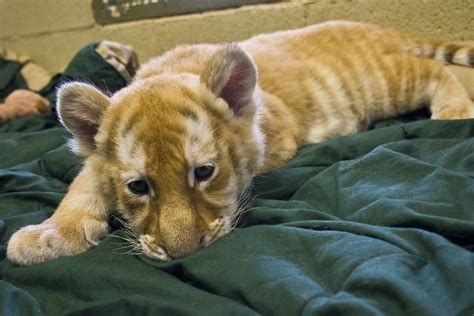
[1,117,473,315]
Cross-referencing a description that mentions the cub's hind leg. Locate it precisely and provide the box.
[446,65,474,100]
[384,53,474,120]
[428,66,474,119]
[6,165,111,266]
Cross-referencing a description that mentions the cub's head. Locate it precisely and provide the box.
[57,45,264,260]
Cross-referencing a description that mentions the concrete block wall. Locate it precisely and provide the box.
[0,0,473,74]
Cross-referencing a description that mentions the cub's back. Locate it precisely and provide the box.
[137,20,472,145]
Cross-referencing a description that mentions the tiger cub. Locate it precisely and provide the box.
[7,21,474,265]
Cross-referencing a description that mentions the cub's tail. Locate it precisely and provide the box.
[431,42,474,67]
[408,41,474,67]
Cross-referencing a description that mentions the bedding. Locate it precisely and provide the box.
[1,43,473,316]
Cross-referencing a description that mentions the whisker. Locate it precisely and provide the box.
[116,241,143,255]
[112,243,138,251]
[113,249,143,256]
[108,218,144,256]
[228,179,256,230]
[112,215,140,238]
[113,243,142,255]
[125,247,144,255]
[108,234,136,242]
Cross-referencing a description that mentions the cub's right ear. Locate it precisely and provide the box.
[57,82,110,156]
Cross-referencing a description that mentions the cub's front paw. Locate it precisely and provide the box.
[6,219,109,266]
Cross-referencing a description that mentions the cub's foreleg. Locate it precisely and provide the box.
[6,164,110,266]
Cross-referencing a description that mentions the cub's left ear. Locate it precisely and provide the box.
[57,82,111,156]
[201,44,257,115]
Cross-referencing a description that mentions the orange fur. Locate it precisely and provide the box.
[7,21,474,265]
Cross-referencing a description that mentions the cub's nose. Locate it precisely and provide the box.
[161,233,207,259]
[140,233,206,261]
[140,217,228,261]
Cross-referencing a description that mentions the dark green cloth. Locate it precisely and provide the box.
[1,44,473,315]
[40,41,128,110]
[0,60,28,102]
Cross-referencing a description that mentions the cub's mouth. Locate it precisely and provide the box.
[139,234,172,261]
[112,216,232,261]
[139,217,230,260]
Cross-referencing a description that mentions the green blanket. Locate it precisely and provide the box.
[1,44,473,316]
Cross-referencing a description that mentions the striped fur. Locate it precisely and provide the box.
[7,21,474,265]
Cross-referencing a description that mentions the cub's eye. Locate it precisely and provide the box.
[194,165,215,182]
[127,180,149,195]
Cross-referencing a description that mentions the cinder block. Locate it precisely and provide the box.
[304,0,474,41]
[1,2,305,73]
[134,2,306,59]
[0,0,95,39]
